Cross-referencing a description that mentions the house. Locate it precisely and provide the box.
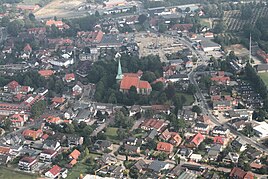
[45,165,62,179]
[120,76,152,95]
[38,70,54,78]
[140,119,168,132]
[194,123,210,134]
[188,132,205,148]
[159,129,182,146]
[65,73,75,83]
[42,139,61,151]
[151,105,172,115]
[124,144,140,154]
[189,153,203,162]
[46,116,62,124]
[207,144,221,161]
[72,84,83,96]
[93,140,113,151]
[212,126,230,137]
[10,113,28,127]
[98,154,117,166]
[51,97,66,109]
[222,152,239,164]
[22,129,43,140]
[46,19,68,30]
[231,138,247,152]
[213,136,225,145]
[144,129,158,141]
[67,135,84,146]
[213,100,232,111]
[255,64,268,73]
[148,160,169,172]
[21,44,32,59]
[18,157,38,171]
[178,107,197,121]
[4,80,20,93]
[69,149,81,160]
[39,149,57,162]
[179,148,193,158]
[250,162,263,171]
[256,49,268,63]
[0,155,11,165]
[211,76,230,85]
[229,118,246,131]
[125,137,138,146]
[131,159,147,172]
[229,167,254,179]
[0,146,11,155]
[156,142,173,153]
[167,74,189,83]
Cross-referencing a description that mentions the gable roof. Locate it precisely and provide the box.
[156,142,173,152]
[213,136,224,145]
[7,80,19,90]
[52,97,65,104]
[22,129,42,139]
[65,73,75,81]
[229,167,246,178]
[191,132,205,146]
[48,165,61,176]
[120,76,151,90]
[38,70,54,77]
[69,149,81,160]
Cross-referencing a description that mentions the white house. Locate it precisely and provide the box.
[45,165,62,178]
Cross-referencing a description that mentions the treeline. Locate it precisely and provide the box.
[245,63,268,109]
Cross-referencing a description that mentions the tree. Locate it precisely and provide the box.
[158,24,167,33]
[138,14,147,25]
[95,10,100,17]
[7,19,24,36]
[28,13,35,21]
[31,100,46,119]
[213,21,226,34]
[117,127,127,140]
[175,155,180,165]
[192,105,202,115]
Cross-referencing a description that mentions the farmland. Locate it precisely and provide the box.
[223,7,268,31]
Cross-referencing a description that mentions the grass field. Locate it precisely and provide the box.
[0,167,37,179]
[259,72,268,87]
[105,127,119,142]
[200,18,211,28]
[176,92,195,106]
[66,162,88,179]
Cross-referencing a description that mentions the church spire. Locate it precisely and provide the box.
[116,55,123,81]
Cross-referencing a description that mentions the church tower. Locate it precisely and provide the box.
[116,53,123,81]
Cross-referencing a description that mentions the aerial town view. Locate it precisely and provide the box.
[1,0,268,178]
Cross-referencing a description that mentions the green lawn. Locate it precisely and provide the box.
[0,167,37,179]
[66,162,88,179]
[105,127,119,142]
[176,92,195,106]
[259,72,268,87]
[200,18,211,27]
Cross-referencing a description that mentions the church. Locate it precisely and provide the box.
[116,59,152,95]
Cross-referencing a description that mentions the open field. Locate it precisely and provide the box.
[225,44,249,57]
[0,167,37,179]
[136,33,188,62]
[176,92,195,106]
[259,72,268,87]
[105,127,119,142]
[66,162,88,179]
[200,18,211,28]
[34,0,87,19]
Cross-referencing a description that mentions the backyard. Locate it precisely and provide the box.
[105,127,119,143]
[0,167,37,179]
[259,72,268,87]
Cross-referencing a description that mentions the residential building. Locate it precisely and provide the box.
[156,142,173,153]
[39,149,57,162]
[194,123,210,134]
[45,165,62,179]
[140,119,168,132]
[18,157,38,171]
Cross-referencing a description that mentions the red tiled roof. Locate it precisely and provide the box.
[10,114,25,122]
[0,146,10,154]
[139,81,151,89]
[41,134,49,140]
[69,159,77,166]
[22,129,42,139]
[7,80,19,90]
[20,156,36,163]
[38,70,54,77]
[46,20,64,27]
[42,149,56,155]
[69,149,80,160]
[24,43,32,52]
[211,76,230,83]
[120,76,139,90]
[243,172,254,179]
[52,97,65,104]
[65,73,75,81]
[48,165,61,176]
[156,142,173,153]
[214,136,224,145]
[230,167,247,178]
[191,132,205,146]
[141,119,167,130]
[46,116,61,123]
[250,162,263,169]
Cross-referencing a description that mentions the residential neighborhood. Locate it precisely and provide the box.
[0,0,268,179]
